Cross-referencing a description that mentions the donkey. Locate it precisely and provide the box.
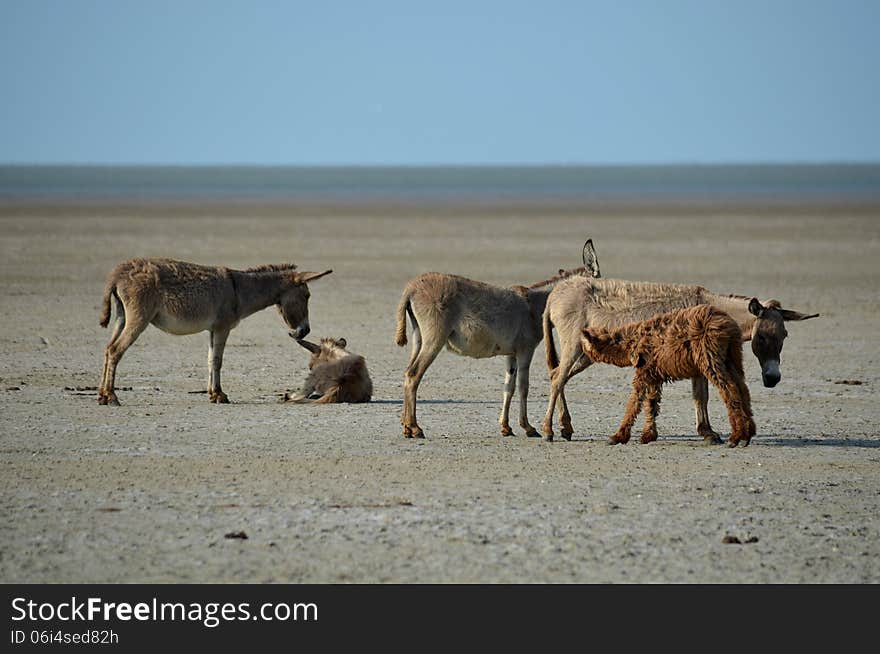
[581,305,756,448]
[394,241,601,439]
[98,258,332,405]
[541,276,818,442]
[284,337,373,404]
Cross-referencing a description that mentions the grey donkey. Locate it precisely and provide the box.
[98,258,332,405]
[395,241,601,439]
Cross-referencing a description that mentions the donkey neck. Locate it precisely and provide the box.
[610,321,642,347]
[231,270,289,320]
[703,292,756,340]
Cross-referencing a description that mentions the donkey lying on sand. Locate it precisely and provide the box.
[542,276,818,442]
[284,337,373,404]
[395,241,601,439]
[582,304,756,448]
[98,258,332,405]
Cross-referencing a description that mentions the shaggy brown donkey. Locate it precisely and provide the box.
[581,304,756,448]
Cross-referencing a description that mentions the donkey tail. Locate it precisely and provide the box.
[99,281,115,328]
[395,288,413,347]
[543,307,559,372]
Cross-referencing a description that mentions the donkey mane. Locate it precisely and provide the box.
[241,263,298,274]
[528,266,589,289]
[584,278,707,303]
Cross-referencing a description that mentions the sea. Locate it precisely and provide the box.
[1,164,879,204]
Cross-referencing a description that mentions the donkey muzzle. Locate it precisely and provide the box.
[761,360,781,388]
[289,323,310,340]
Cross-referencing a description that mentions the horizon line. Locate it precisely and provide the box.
[2,160,880,168]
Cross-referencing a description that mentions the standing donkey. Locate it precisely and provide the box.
[541,276,818,441]
[395,241,601,439]
[581,304,756,447]
[98,258,332,405]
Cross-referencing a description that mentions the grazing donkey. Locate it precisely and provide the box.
[395,241,601,439]
[284,337,373,404]
[98,258,332,405]
[542,276,818,442]
[582,304,756,448]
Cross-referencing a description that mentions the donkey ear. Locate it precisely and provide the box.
[748,298,764,317]
[336,338,347,348]
[296,339,321,353]
[583,239,601,278]
[295,270,333,284]
[778,308,820,321]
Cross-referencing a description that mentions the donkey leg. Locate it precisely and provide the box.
[284,375,317,402]
[208,329,231,403]
[730,366,755,446]
[407,316,422,371]
[611,380,643,444]
[515,348,539,437]
[99,302,126,404]
[401,319,422,427]
[640,384,662,444]
[499,355,517,436]
[692,377,722,444]
[557,354,591,440]
[541,367,561,440]
[541,342,582,441]
[402,332,444,439]
[704,369,748,448]
[104,313,150,406]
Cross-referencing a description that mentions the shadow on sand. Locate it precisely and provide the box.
[581,434,880,449]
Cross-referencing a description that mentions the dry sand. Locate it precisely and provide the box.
[1,202,878,583]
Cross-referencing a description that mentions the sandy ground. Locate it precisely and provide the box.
[1,202,878,583]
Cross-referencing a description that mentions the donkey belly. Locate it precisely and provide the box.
[151,312,216,335]
[446,327,514,358]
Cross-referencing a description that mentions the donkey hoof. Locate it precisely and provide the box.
[500,425,513,437]
[541,434,554,443]
[216,393,230,404]
[525,427,540,438]
[640,432,658,444]
[107,395,120,407]
[97,395,108,405]
[698,426,721,440]
[411,428,425,439]
[701,434,724,446]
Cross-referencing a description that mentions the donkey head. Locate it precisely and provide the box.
[581,328,634,368]
[293,336,348,370]
[748,298,819,388]
[278,270,333,340]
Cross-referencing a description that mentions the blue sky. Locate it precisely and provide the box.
[1,1,878,165]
